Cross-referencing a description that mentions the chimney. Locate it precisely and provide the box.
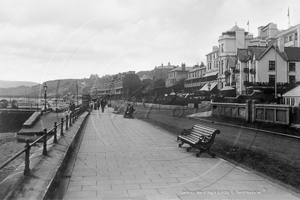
[168,62,170,66]
[212,46,219,52]
[277,37,284,52]
[182,63,186,71]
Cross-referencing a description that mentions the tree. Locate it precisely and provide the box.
[152,79,165,88]
[173,78,185,92]
[141,79,152,88]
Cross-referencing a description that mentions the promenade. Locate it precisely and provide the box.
[61,108,300,200]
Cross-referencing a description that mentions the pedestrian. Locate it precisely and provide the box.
[90,102,94,110]
[100,99,107,113]
[97,100,100,110]
[71,102,75,113]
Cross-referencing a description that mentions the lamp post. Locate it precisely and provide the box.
[43,83,48,111]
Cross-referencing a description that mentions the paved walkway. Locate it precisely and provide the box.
[62,108,300,200]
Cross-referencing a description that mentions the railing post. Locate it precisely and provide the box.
[24,139,30,175]
[69,113,72,126]
[43,129,47,156]
[75,111,78,120]
[66,115,69,130]
[53,122,57,143]
[61,118,64,136]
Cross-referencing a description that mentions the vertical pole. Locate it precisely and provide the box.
[53,122,57,143]
[43,129,47,156]
[275,43,277,99]
[44,92,47,111]
[69,113,72,126]
[73,112,75,123]
[61,118,64,136]
[66,115,69,130]
[24,139,30,175]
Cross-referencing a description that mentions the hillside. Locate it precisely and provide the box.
[0,80,39,88]
[0,71,150,98]
[0,78,93,98]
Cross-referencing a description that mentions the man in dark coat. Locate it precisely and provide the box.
[100,99,107,113]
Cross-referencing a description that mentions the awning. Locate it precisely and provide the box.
[200,82,218,91]
[204,71,218,77]
[283,85,300,97]
[220,86,235,91]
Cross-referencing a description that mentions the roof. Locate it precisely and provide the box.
[222,25,248,36]
[248,46,268,60]
[227,25,244,32]
[283,85,300,97]
[284,47,300,61]
[237,49,249,62]
[257,45,287,61]
[169,66,193,72]
[155,65,175,69]
[237,46,269,62]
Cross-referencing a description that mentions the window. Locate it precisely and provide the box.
[289,75,296,84]
[289,63,295,71]
[221,44,224,52]
[284,37,288,43]
[269,61,275,71]
[269,75,275,84]
[289,35,293,41]
[291,98,295,106]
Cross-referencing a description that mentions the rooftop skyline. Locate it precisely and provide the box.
[0,0,299,83]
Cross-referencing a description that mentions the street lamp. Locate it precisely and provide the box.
[43,82,48,111]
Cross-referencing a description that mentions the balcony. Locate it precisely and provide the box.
[233,68,240,73]
[250,69,256,74]
[244,68,249,73]
[244,81,250,86]
[224,70,231,77]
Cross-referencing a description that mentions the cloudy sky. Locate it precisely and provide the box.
[0,0,299,83]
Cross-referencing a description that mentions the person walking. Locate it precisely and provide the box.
[97,100,100,110]
[100,99,107,113]
[90,102,94,111]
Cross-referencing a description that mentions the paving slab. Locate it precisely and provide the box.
[62,108,300,200]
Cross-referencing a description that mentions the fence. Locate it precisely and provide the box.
[211,102,247,119]
[253,104,292,125]
[211,101,293,125]
[0,107,84,176]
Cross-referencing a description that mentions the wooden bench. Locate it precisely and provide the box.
[177,124,220,157]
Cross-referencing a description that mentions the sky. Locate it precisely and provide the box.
[0,0,299,84]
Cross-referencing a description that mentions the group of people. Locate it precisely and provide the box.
[90,99,107,113]
[123,103,135,118]
[90,98,136,118]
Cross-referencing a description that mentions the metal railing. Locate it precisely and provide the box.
[0,107,84,176]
